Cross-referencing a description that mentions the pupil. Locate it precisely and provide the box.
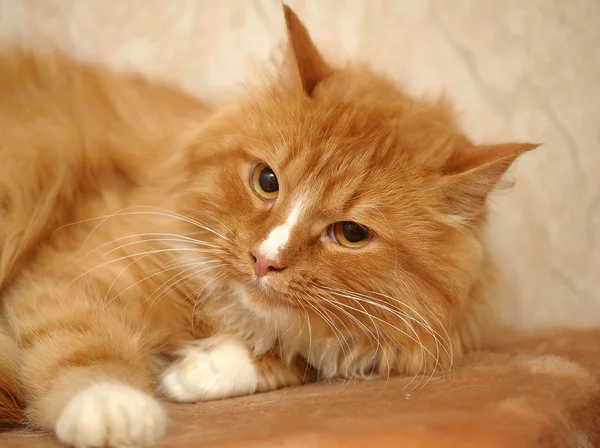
[342,221,368,243]
[259,167,278,193]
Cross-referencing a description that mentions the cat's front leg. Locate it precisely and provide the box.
[160,336,305,402]
[4,280,167,448]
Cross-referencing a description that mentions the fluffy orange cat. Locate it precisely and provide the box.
[0,5,538,447]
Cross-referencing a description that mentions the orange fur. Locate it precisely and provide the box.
[0,4,538,445]
[0,322,22,429]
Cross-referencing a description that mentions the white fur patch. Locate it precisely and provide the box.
[160,336,259,402]
[55,383,167,448]
[257,201,302,261]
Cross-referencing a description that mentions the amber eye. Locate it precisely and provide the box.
[329,221,373,248]
[251,163,279,201]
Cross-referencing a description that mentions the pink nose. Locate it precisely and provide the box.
[251,249,281,277]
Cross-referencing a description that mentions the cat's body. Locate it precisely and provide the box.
[0,6,537,447]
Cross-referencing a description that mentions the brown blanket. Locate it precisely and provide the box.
[2,329,598,447]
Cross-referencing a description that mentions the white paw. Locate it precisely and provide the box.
[55,383,167,448]
[160,336,258,402]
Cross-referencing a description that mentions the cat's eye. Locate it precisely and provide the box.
[329,221,373,248]
[251,163,279,201]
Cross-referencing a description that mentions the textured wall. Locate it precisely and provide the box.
[1,0,598,329]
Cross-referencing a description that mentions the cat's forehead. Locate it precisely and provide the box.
[236,69,470,187]
[249,102,403,184]
[234,88,459,216]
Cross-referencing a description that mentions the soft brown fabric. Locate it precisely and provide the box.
[2,329,598,447]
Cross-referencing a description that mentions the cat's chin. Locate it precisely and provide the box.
[236,281,298,315]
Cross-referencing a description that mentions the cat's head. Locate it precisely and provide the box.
[182,5,538,377]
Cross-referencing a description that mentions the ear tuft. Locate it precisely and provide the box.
[440,142,540,218]
[443,142,540,176]
[281,4,331,96]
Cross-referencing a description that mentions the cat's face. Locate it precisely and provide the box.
[180,6,537,377]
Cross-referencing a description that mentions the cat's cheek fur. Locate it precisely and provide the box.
[55,383,167,448]
[159,336,259,402]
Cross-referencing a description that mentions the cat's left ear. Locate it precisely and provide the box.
[279,4,331,96]
[439,142,540,217]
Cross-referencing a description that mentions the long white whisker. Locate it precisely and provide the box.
[326,289,442,390]
[303,300,349,380]
[329,296,428,390]
[53,206,230,243]
[410,298,455,373]
[315,296,360,381]
[369,290,453,373]
[103,238,222,256]
[190,271,228,333]
[332,288,432,386]
[66,248,223,287]
[55,232,221,279]
[326,292,435,366]
[318,293,389,382]
[328,286,453,386]
[146,263,224,309]
[323,285,452,371]
[295,300,313,383]
[104,259,221,309]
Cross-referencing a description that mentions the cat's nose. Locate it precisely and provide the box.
[251,249,283,277]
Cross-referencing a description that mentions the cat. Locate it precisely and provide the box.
[0,4,538,447]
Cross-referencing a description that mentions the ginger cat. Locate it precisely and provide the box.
[0,5,538,447]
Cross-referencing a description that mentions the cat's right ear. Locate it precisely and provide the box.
[279,4,331,97]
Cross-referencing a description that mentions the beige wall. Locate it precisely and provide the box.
[1,0,598,329]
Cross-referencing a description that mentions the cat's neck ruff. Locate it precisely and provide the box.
[197,276,377,380]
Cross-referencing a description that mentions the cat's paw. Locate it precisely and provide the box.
[160,336,258,402]
[55,383,167,448]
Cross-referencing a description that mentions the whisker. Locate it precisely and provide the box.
[178,209,235,240]
[53,205,230,243]
[295,300,313,383]
[326,288,449,390]
[56,232,221,279]
[190,271,227,332]
[314,296,360,381]
[328,288,431,385]
[103,259,221,310]
[66,247,223,287]
[369,290,453,373]
[323,289,422,347]
[102,237,221,256]
[324,290,437,380]
[318,294,390,382]
[303,301,350,379]
[146,263,225,309]
[323,285,452,371]
[329,296,428,390]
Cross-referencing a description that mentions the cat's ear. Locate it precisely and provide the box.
[439,142,539,217]
[279,4,331,96]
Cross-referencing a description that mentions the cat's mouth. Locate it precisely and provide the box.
[240,276,300,311]
[224,260,301,310]
[246,277,278,298]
